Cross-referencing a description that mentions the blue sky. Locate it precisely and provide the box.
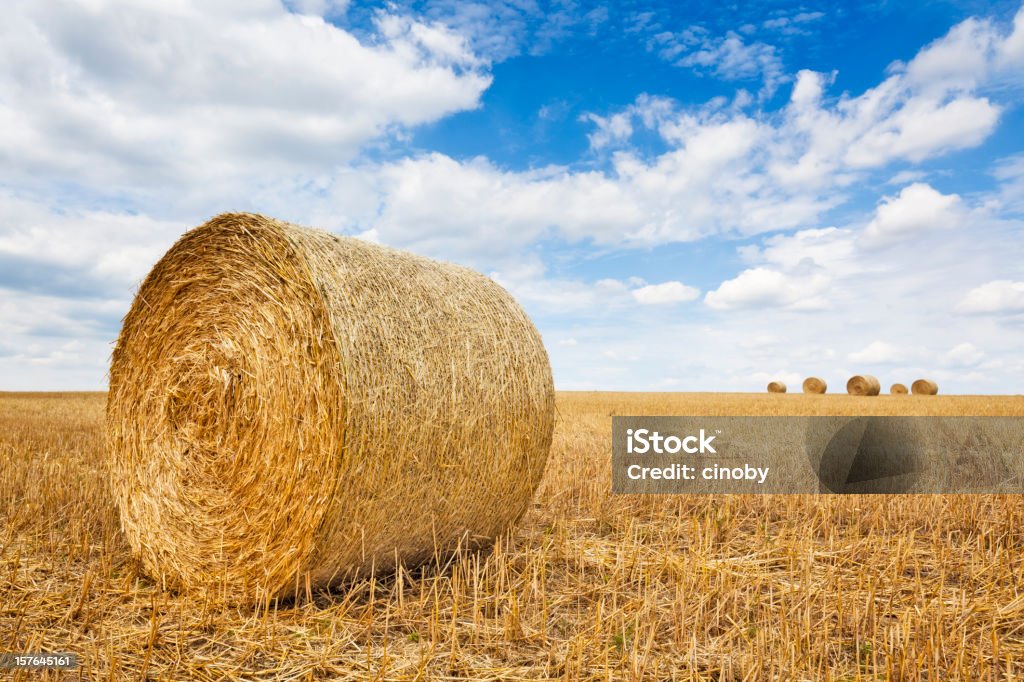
[1,0,1023,392]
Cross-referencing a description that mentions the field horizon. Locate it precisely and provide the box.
[4,389,1024,399]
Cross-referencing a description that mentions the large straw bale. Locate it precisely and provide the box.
[767,381,787,394]
[802,377,827,394]
[846,374,881,396]
[912,379,939,395]
[107,213,555,602]
[891,383,909,395]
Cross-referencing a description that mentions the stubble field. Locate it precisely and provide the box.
[2,391,1024,680]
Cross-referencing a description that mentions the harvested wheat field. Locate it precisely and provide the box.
[3,391,1024,680]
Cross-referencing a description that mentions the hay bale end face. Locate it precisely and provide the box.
[106,213,556,603]
[912,379,939,395]
[767,381,787,394]
[802,377,827,394]
[846,374,881,396]
[891,383,909,395]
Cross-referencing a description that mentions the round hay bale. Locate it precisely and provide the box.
[106,213,555,603]
[846,374,881,396]
[802,377,827,394]
[767,381,787,394]
[912,379,939,395]
[890,383,909,395]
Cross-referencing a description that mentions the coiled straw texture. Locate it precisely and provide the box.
[912,379,939,395]
[107,213,555,603]
[891,383,909,395]
[846,374,881,396]
[767,381,787,394]
[802,377,827,394]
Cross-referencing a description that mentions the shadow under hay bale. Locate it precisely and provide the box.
[106,213,556,604]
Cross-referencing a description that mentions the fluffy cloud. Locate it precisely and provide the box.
[0,0,490,192]
[773,68,998,183]
[353,117,837,258]
[958,280,1024,313]
[860,183,965,247]
[742,227,857,273]
[365,154,645,260]
[705,267,829,310]
[0,192,185,297]
[848,341,909,364]
[765,10,1024,180]
[0,287,123,389]
[351,7,1020,260]
[6,1,1015,261]
[943,342,985,367]
[631,281,700,305]
[706,179,984,314]
[1000,6,1024,67]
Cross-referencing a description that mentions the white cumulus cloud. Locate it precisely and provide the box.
[848,341,909,364]
[958,280,1024,313]
[0,0,491,191]
[860,183,965,247]
[705,268,829,310]
[631,281,700,305]
[943,342,985,367]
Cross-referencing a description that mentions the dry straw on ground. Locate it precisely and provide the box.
[767,381,787,393]
[846,374,881,396]
[913,379,940,395]
[7,392,1024,679]
[891,383,909,395]
[802,377,827,394]
[106,213,556,604]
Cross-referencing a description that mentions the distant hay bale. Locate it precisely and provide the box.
[890,383,909,395]
[767,381,787,394]
[802,377,827,394]
[106,213,555,603]
[912,379,939,395]
[846,374,881,396]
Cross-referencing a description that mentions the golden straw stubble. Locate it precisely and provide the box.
[891,383,909,395]
[846,374,881,396]
[912,379,939,395]
[802,377,827,394]
[106,213,556,603]
[767,381,787,394]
